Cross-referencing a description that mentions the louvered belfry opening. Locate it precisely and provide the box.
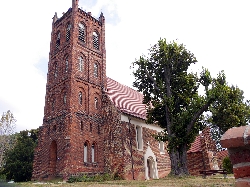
[93,31,99,50]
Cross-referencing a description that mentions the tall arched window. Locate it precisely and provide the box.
[94,97,98,109]
[84,142,88,162]
[78,23,85,43]
[79,91,82,105]
[63,93,67,104]
[94,63,98,77]
[78,56,83,71]
[65,58,68,73]
[90,123,92,132]
[80,121,83,130]
[91,144,95,162]
[136,126,143,150]
[52,98,55,111]
[159,141,165,153]
[54,63,58,78]
[66,23,71,42]
[55,32,60,50]
[93,31,99,50]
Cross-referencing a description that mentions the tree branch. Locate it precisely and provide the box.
[144,68,162,96]
[187,100,213,134]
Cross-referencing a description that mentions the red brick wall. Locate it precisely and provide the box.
[187,128,218,175]
[33,3,106,179]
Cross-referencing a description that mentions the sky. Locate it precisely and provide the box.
[0,0,250,132]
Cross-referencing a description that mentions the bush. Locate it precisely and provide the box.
[67,173,121,183]
[222,156,233,174]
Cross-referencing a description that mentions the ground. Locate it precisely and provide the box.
[13,175,235,187]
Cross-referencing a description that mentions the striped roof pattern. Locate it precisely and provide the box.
[187,135,202,153]
[217,150,228,160]
[106,77,147,119]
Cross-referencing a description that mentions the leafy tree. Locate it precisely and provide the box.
[0,111,17,170]
[1,129,38,182]
[208,85,250,145]
[131,39,248,175]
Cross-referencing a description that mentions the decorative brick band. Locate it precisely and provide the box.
[233,162,250,169]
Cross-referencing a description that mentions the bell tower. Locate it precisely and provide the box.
[32,0,106,179]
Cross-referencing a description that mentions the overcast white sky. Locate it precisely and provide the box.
[1,0,250,132]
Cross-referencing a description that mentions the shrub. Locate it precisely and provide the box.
[67,173,121,183]
[222,156,233,174]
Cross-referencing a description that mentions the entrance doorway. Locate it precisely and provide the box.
[49,140,57,176]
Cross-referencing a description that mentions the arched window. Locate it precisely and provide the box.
[93,31,99,50]
[52,98,55,111]
[94,63,98,77]
[54,63,58,78]
[94,97,98,109]
[63,93,67,104]
[159,141,165,153]
[136,126,143,150]
[78,56,83,71]
[78,23,85,43]
[84,142,88,162]
[66,23,71,42]
[65,58,68,73]
[53,125,56,132]
[79,91,82,105]
[80,121,83,130]
[55,32,60,50]
[91,144,95,162]
[98,124,100,134]
[90,123,92,132]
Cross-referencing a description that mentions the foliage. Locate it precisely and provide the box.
[208,85,250,145]
[131,38,250,175]
[222,156,233,174]
[67,173,121,183]
[0,111,17,170]
[1,129,38,182]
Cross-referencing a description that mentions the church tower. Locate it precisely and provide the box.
[32,0,106,179]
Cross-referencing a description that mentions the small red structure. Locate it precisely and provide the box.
[221,126,250,187]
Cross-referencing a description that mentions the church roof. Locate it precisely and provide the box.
[106,77,207,153]
[187,135,202,153]
[106,77,147,119]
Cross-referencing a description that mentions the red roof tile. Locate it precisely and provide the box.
[106,77,147,119]
[188,135,202,153]
[217,150,228,160]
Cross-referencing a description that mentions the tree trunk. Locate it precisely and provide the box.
[169,144,189,176]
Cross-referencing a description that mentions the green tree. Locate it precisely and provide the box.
[209,85,250,145]
[131,39,242,175]
[1,129,38,182]
[0,111,17,170]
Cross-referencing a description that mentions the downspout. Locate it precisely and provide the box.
[128,117,135,180]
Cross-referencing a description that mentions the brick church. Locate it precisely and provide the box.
[32,0,223,180]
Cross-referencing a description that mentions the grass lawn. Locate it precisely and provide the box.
[14,175,235,187]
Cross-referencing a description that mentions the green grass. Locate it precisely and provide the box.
[13,174,236,187]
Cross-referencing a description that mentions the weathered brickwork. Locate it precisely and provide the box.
[33,0,106,180]
[187,128,219,175]
[221,126,250,187]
